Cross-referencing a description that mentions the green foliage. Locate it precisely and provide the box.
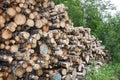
[103,14,120,61]
[85,62,120,80]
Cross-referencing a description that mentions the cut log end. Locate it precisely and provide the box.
[14,14,26,25]
[50,73,61,80]
[26,19,34,27]
[42,25,49,32]
[1,29,12,40]
[14,67,24,78]
[40,44,48,55]
[7,7,16,17]
[0,16,6,25]
[10,45,19,53]
[35,20,43,28]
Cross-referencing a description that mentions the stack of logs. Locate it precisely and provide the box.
[0,0,110,80]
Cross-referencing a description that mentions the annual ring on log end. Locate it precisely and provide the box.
[40,44,48,55]
[50,73,61,80]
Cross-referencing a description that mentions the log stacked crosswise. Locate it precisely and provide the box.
[0,0,110,80]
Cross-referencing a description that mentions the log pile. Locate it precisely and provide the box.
[0,0,110,80]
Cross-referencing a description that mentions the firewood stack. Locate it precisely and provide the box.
[0,0,110,80]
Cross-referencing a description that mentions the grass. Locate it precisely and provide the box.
[85,61,120,80]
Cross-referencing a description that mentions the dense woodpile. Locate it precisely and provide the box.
[0,0,110,80]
